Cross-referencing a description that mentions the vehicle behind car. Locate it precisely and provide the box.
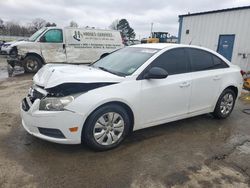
[7,27,124,73]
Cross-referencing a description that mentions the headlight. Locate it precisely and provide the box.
[39,96,74,111]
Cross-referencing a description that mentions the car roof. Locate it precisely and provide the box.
[130,43,231,65]
[131,43,178,49]
[130,43,213,51]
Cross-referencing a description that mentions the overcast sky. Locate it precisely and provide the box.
[0,0,249,38]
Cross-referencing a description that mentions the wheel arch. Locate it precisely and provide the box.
[223,85,238,98]
[213,84,239,111]
[100,53,110,59]
[82,101,135,136]
[24,52,45,64]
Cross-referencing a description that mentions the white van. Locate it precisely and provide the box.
[7,27,124,72]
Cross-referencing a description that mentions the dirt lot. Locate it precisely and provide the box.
[0,56,250,188]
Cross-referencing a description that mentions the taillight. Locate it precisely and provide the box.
[241,70,246,76]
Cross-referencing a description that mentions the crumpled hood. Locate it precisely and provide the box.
[33,64,125,88]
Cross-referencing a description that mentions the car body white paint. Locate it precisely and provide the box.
[21,43,243,144]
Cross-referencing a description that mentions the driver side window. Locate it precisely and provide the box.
[43,29,63,43]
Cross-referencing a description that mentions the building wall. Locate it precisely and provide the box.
[179,8,250,71]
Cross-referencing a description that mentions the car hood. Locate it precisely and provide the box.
[10,40,31,47]
[33,64,125,89]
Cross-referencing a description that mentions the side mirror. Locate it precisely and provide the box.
[144,67,168,79]
[39,36,46,42]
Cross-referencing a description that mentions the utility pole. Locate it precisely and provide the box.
[150,22,153,37]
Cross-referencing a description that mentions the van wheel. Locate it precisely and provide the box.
[23,55,42,73]
[213,89,236,119]
[82,104,130,151]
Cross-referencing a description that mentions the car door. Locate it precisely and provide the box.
[39,29,66,63]
[187,48,223,113]
[139,48,192,128]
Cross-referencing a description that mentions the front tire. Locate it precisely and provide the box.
[23,55,42,73]
[213,89,236,119]
[82,104,130,151]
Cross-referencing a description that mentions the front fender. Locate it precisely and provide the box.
[65,80,141,129]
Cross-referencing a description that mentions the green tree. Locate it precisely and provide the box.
[111,19,136,40]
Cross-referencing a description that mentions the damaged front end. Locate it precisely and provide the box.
[7,47,26,76]
[22,82,116,112]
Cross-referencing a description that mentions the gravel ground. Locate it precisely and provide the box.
[0,56,250,188]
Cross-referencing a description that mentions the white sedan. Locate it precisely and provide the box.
[21,43,243,151]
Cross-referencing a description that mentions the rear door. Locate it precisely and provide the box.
[139,48,192,128]
[187,48,225,113]
[39,29,66,63]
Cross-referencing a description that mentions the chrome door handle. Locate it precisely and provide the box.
[213,76,221,80]
[179,82,190,88]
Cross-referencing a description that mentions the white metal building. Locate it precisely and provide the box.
[178,6,250,71]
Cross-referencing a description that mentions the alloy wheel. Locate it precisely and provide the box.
[93,112,125,146]
[220,93,234,115]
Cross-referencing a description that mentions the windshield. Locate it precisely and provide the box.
[28,28,47,42]
[92,47,159,76]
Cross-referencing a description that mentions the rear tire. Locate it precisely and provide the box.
[23,55,42,73]
[82,104,130,151]
[213,89,236,119]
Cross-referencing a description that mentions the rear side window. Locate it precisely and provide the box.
[212,55,229,68]
[151,48,190,75]
[188,48,229,71]
[188,48,214,71]
[43,29,63,43]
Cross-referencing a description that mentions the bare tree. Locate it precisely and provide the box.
[45,22,57,27]
[31,18,46,31]
[109,19,119,30]
[69,21,78,28]
[0,18,3,29]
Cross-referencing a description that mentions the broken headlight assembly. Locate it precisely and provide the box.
[39,96,74,111]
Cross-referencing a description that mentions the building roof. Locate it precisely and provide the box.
[179,5,250,18]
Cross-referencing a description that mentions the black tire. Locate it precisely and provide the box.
[23,55,43,73]
[82,104,131,151]
[213,88,236,119]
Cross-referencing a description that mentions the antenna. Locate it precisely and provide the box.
[150,23,153,37]
[189,36,195,45]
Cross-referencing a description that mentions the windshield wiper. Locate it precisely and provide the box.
[97,66,126,77]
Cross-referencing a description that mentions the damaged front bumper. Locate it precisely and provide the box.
[7,55,24,76]
[21,87,85,144]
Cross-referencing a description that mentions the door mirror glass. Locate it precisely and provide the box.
[144,67,168,79]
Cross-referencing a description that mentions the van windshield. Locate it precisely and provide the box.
[28,28,47,42]
[92,47,159,76]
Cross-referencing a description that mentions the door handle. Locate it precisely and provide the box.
[179,82,190,88]
[62,44,65,49]
[213,76,221,81]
